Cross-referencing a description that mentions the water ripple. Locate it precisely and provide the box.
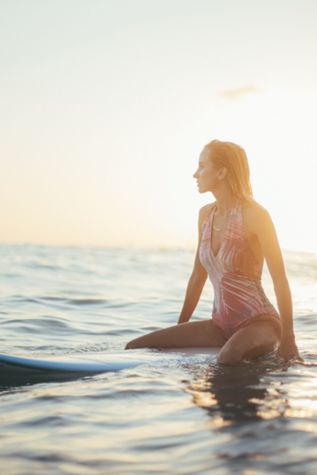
[0,245,317,475]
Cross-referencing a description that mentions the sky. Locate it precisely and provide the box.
[1,0,317,252]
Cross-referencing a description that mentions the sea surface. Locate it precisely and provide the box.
[1,244,317,475]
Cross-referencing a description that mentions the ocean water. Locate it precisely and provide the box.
[0,244,317,475]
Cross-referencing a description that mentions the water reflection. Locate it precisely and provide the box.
[186,361,289,424]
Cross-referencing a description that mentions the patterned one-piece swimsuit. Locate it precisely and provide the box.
[199,204,281,339]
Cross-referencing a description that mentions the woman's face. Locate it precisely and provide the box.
[193,148,222,193]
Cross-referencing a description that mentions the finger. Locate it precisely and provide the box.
[295,356,304,363]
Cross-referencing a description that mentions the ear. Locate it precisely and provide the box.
[217,167,228,180]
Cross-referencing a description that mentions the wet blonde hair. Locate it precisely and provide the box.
[204,139,253,201]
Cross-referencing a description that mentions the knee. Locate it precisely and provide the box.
[125,340,137,350]
[217,347,243,365]
[125,337,146,349]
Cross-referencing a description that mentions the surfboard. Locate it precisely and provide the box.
[0,348,218,387]
[0,352,143,373]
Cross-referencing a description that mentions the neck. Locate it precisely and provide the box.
[212,188,238,215]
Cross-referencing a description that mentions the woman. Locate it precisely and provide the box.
[125,140,301,364]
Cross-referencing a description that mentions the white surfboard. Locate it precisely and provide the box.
[0,348,218,387]
[0,352,142,375]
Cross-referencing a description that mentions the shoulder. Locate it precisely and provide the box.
[198,202,215,233]
[243,200,271,220]
[242,200,273,232]
[198,202,215,221]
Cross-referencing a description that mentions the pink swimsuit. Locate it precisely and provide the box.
[199,204,281,339]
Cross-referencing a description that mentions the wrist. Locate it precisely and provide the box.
[178,317,189,325]
[281,330,295,341]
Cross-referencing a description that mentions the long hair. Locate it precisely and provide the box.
[204,139,253,201]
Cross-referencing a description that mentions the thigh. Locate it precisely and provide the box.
[217,319,280,365]
[125,319,227,349]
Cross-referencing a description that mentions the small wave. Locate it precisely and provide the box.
[1,316,73,334]
[20,415,67,428]
[67,298,109,306]
[5,295,38,303]
[1,294,117,310]
[27,263,61,271]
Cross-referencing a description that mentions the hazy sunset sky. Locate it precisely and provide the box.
[1,0,316,251]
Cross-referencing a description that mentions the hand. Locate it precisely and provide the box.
[276,335,303,363]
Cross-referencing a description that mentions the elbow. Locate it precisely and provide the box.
[272,271,290,292]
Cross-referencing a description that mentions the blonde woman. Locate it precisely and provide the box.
[126,140,301,364]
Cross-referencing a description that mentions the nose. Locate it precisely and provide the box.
[193,169,198,179]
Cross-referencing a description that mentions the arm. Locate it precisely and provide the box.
[177,206,209,324]
[252,206,301,361]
